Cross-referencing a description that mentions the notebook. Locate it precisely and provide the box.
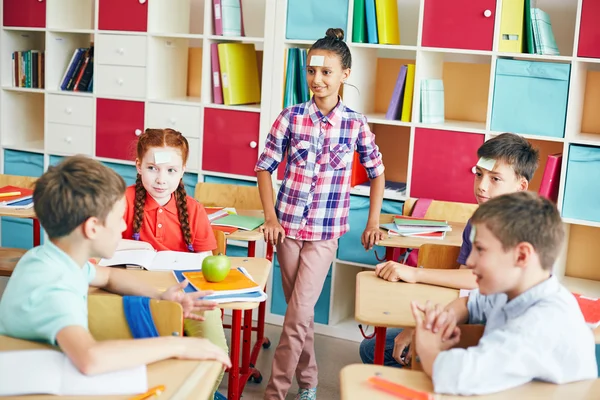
[212,214,265,231]
[0,185,34,208]
[0,349,147,396]
[572,293,600,329]
[98,249,209,271]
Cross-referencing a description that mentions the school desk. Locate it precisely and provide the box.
[90,256,272,400]
[340,364,600,400]
[377,214,466,261]
[355,271,459,365]
[0,247,26,277]
[0,335,222,400]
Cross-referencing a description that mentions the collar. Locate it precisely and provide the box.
[502,275,559,319]
[308,96,343,127]
[43,240,90,273]
[143,192,179,215]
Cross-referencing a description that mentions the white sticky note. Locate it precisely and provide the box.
[469,225,476,243]
[154,151,172,164]
[459,289,474,298]
[309,55,324,67]
[477,157,496,171]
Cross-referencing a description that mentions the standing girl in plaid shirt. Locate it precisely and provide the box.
[255,28,386,400]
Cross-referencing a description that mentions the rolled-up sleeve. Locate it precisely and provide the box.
[255,109,290,174]
[356,116,384,179]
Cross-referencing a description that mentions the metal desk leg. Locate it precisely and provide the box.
[373,326,387,365]
[227,310,242,400]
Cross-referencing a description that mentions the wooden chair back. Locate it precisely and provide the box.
[0,174,37,190]
[0,247,27,277]
[403,198,478,223]
[194,182,264,210]
[411,324,485,370]
[88,294,183,340]
[417,243,462,270]
[212,228,227,255]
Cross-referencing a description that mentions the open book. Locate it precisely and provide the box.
[98,249,209,271]
[0,349,147,396]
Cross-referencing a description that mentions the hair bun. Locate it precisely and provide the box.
[325,28,345,41]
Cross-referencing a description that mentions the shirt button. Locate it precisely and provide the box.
[158,224,163,228]
[158,209,163,213]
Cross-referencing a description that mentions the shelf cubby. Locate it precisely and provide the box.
[45,31,93,92]
[1,29,45,89]
[1,90,44,151]
[148,0,205,36]
[47,0,95,32]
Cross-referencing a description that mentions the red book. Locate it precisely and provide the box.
[538,153,562,203]
[0,185,33,204]
[351,152,369,187]
[572,293,600,328]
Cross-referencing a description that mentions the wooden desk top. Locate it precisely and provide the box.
[222,210,265,242]
[340,364,600,400]
[354,271,459,328]
[0,208,36,218]
[89,257,272,311]
[0,336,222,400]
[376,214,466,249]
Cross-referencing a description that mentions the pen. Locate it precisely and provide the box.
[129,385,166,400]
[0,191,21,198]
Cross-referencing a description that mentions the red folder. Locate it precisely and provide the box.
[538,153,562,203]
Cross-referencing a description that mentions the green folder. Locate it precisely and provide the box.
[284,48,299,108]
[297,48,310,103]
[524,0,535,54]
[352,0,367,43]
[393,217,449,228]
[212,214,265,231]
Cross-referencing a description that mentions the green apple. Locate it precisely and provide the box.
[202,254,231,282]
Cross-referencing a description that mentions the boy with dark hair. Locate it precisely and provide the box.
[412,191,597,395]
[0,155,231,374]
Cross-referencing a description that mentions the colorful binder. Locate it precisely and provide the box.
[524,0,535,53]
[221,0,242,36]
[352,0,367,43]
[400,64,415,122]
[375,0,400,45]
[212,0,223,35]
[420,79,445,124]
[210,43,223,104]
[538,153,562,203]
[297,48,310,103]
[284,47,299,108]
[217,43,261,105]
[530,8,560,55]
[365,0,379,44]
[385,64,407,120]
[498,0,525,53]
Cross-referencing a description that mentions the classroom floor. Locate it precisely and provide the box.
[218,320,363,399]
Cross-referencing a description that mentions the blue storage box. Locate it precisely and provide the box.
[562,145,600,222]
[337,195,404,265]
[4,149,44,177]
[491,59,570,138]
[270,253,331,325]
[286,0,348,40]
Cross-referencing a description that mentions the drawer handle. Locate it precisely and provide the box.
[64,137,72,144]
[483,9,492,17]
[117,78,124,86]
[65,107,72,114]
[135,129,142,136]
[250,141,257,149]
[117,48,125,55]
[168,117,176,125]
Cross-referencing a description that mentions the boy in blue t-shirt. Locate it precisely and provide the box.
[0,156,231,375]
[360,133,540,367]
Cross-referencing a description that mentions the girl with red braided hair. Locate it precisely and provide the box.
[119,128,228,399]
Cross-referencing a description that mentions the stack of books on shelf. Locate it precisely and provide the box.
[0,185,34,210]
[60,46,94,92]
[173,266,268,303]
[352,0,400,45]
[380,215,451,240]
[12,50,45,89]
[283,47,310,108]
[212,0,245,37]
[498,0,559,55]
[211,42,260,105]
[385,64,415,122]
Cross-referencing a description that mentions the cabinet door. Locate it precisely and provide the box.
[203,109,260,177]
[98,0,148,32]
[3,0,46,28]
[578,0,600,58]
[410,128,483,203]
[96,99,145,161]
[422,0,496,51]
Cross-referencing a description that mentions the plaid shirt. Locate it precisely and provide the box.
[255,97,384,241]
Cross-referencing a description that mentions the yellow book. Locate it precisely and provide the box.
[400,64,415,122]
[217,43,261,105]
[498,0,525,53]
[375,0,400,45]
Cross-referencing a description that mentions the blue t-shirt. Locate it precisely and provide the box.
[456,220,473,265]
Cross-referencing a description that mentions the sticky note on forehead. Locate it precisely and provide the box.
[477,157,496,171]
[154,151,172,164]
[309,55,325,67]
[469,225,476,243]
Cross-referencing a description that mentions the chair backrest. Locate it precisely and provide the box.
[88,294,183,340]
[403,198,478,223]
[411,324,484,370]
[0,174,38,190]
[212,228,226,255]
[194,182,264,210]
[417,243,462,270]
[0,247,27,277]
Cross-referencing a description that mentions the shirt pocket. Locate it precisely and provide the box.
[289,139,311,166]
[329,143,353,170]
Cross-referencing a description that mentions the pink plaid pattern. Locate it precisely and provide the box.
[255,98,384,241]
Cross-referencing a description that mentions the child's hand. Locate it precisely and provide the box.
[414,301,460,345]
[259,219,285,246]
[161,280,218,321]
[375,261,417,283]
[361,223,384,250]
[392,328,414,366]
[176,337,232,368]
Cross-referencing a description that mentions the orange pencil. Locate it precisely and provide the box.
[128,385,166,400]
[0,191,21,198]
[367,376,434,400]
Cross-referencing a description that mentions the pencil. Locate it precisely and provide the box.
[0,191,21,198]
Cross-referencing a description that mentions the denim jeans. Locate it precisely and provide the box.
[359,328,404,367]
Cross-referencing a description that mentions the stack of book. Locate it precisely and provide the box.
[207,207,265,235]
[212,0,245,37]
[380,215,451,240]
[352,0,400,45]
[12,50,45,89]
[0,185,34,210]
[60,46,94,92]
[385,63,415,122]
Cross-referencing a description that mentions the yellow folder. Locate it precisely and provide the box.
[217,43,261,105]
[375,0,400,45]
[498,0,525,53]
[400,64,415,122]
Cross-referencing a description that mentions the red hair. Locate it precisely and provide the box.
[132,128,194,252]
